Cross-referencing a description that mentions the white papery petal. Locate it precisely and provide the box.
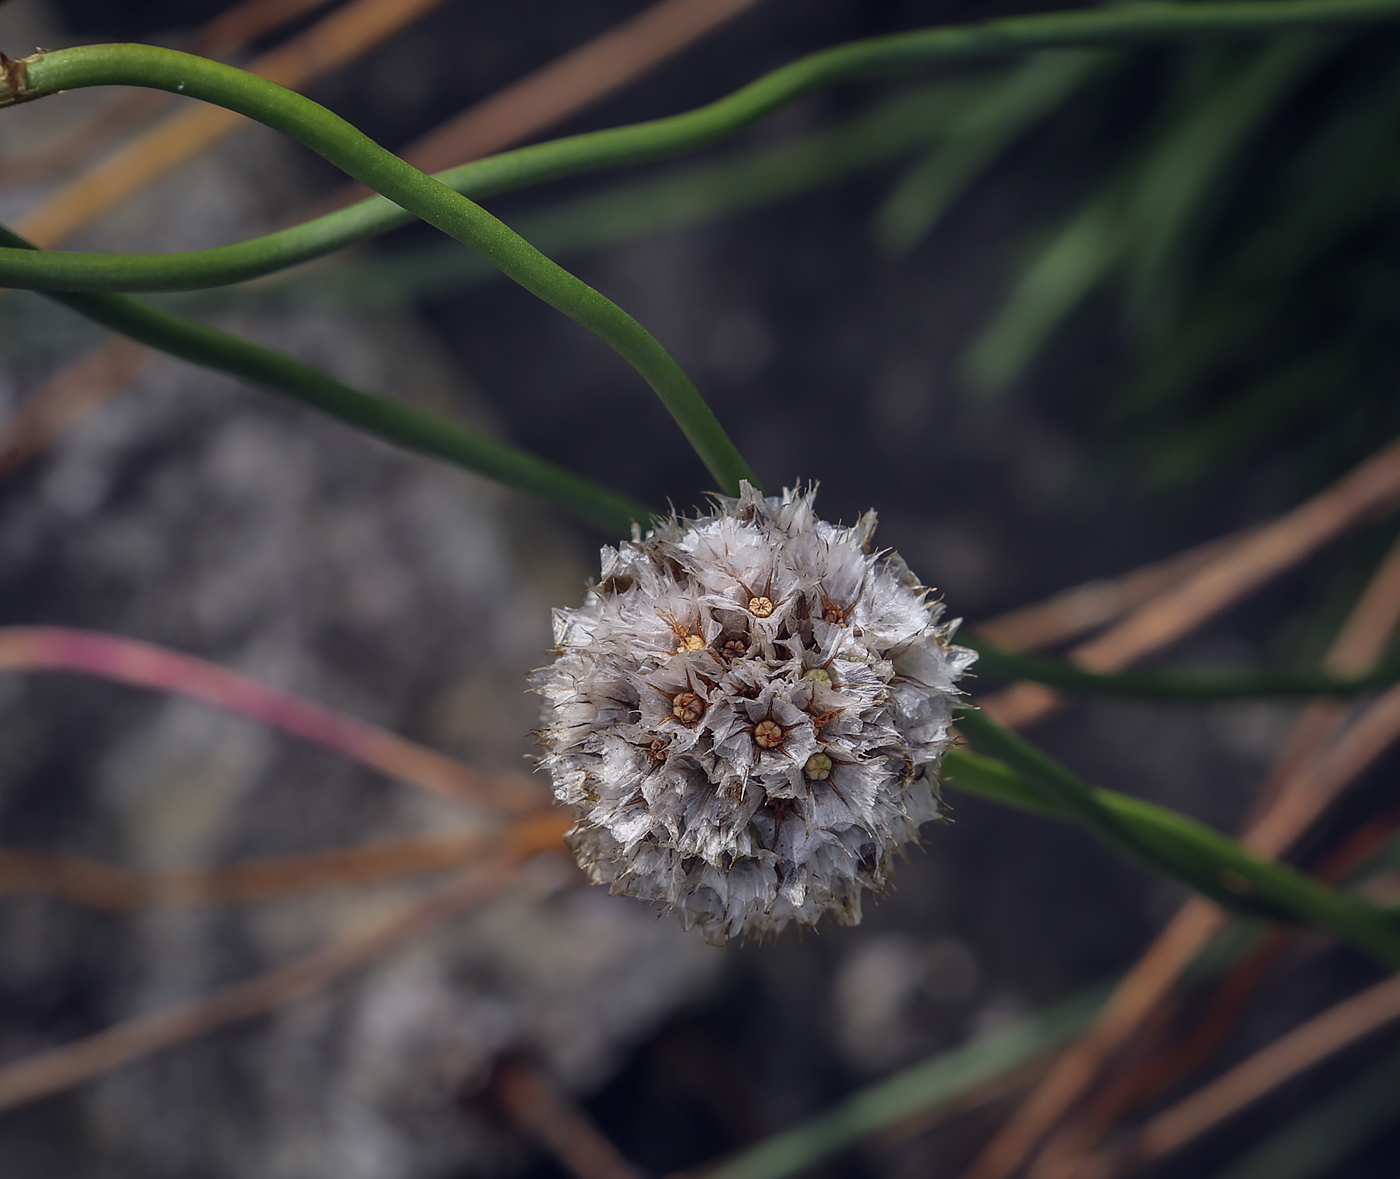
[530,483,973,945]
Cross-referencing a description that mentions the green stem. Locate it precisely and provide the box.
[3,1,1400,297]
[0,227,651,536]
[961,632,1400,699]
[131,80,1000,311]
[945,714,1400,968]
[0,44,754,495]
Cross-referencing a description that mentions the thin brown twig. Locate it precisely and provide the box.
[964,522,1400,1179]
[1013,741,1400,1179]
[0,862,510,1112]
[1024,928,1289,1179]
[1017,801,1400,1179]
[0,828,495,909]
[972,531,1246,652]
[1246,531,1400,823]
[1043,795,1400,1179]
[191,0,343,55]
[981,434,1400,728]
[0,0,338,191]
[0,339,149,479]
[962,904,1227,1179]
[1076,439,1400,667]
[0,810,570,1114]
[1020,699,1400,1179]
[494,1055,648,1179]
[1323,540,1400,677]
[1098,972,1400,1177]
[1244,681,1400,859]
[14,0,453,248]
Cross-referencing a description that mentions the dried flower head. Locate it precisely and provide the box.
[531,483,975,945]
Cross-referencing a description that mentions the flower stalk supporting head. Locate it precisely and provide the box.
[531,483,975,945]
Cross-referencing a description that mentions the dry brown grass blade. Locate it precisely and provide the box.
[989,725,1400,1179]
[973,531,1246,652]
[982,434,1400,727]
[1023,927,1286,1179]
[963,525,1400,1179]
[1013,707,1400,1179]
[0,828,498,909]
[1034,797,1400,1179]
[494,1055,648,1179]
[191,0,342,55]
[0,810,570,1114]
[1321,534,1400,677]
[14,0,451,248]
[1098,972,1400,1177]
[1245,682,1400,859]
[1075,437,1400,666]
[1246,531,1400,823]
[0,93,173,193]
[0,338,148,479]
[0,0,337,191]
[960,902,1227,1179]
[326,0,766,208]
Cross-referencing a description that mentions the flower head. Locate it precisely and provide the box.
[531,483,975,945]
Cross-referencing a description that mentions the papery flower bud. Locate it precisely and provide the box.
[530,483,975,945]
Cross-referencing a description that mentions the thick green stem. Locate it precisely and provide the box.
[3,0,1399,295]
[0,228,652,536]
[0,44,754,494]
[945,715,1400,969]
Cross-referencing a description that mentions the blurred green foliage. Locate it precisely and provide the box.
[957,32,1400,497]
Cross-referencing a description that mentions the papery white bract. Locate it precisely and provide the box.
[530,483,975,945]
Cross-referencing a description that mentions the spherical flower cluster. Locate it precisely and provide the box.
[531,483,975,945]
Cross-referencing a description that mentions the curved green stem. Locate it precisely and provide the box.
[946,712,1400,969]
[962,632,1400,699]
[0,44,754,495]
[0,227,652,536]
[3,0,1400,299]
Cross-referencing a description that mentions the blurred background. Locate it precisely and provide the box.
[2,0,1400,1176]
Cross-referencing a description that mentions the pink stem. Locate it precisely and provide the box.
[0,627,541,810]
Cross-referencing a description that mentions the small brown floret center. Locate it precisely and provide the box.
[672,691,704,725]
[748,595,775,618]
[719,638,747,660]
[676,633,705,653]
[648,738,668,762]
[753,719,784,749]
[822,602,845,625]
